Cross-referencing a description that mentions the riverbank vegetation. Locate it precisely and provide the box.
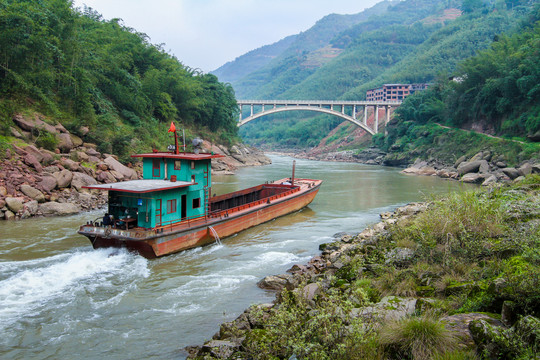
[0,0,239,162]
[191,176,540,359]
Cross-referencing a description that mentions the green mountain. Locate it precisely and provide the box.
[215,0,538,150]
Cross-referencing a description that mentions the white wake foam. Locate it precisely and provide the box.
[0,248,149,330]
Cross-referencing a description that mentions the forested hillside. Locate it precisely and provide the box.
[226,0,538,150]
[0,0,239,160]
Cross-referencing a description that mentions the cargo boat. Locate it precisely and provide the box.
[78,129,322,258]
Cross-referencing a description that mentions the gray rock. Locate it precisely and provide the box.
[457,160,482,175]
[257,274,295,291]
[38,201,80,216]
[502,167,520,180]
[24,200,39,215]
[57,133,74,152]
[53,169,73,188]
[478,160,490,174]
[355,296,417,321]
[4,210,15,220]
[469,151,484,162]
[71,172,98,191]
[20,184,45,203]
[518,162,533,176]
[481,175,498,186]
[302,283,321,302]
[461,173,485,184]
[5,197,24,213]
[385,247,415,266]
[454,155,467,168]
[200,340,238,359]
[0,186,7,196]
[104,156,137,180]
[496,161,507,168]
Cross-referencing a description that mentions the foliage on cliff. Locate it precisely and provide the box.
[0,0,239,158]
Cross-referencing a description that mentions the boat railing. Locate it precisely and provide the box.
[208,185,301,219]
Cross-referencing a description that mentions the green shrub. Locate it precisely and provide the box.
[378,312,459,360]
[35,130,58,151]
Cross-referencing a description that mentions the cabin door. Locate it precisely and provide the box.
[181,195,187,219]
[156,199,162,226]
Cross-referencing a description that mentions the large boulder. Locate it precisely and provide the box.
[104,156,137,180]
[502,167,520,180]
[60,158,80,172]
[23,153,43,172]
[57,133,74,152]
[53,169,73,188]
[39,201,80,216]
[20,184,46,203]
[5,197,24,213]
[69,133,83,147]
[457,160,482,175]
[13,114,57,134]
[71,171,98,191]
[38,173,58,192]
[461,173,485,184]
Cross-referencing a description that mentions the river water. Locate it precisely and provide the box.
[0,155,468,359]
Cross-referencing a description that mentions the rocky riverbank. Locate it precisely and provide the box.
[270,146,540,187]
[0,113,270,220]
[187,177,539,359]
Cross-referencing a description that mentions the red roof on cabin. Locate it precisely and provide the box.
[131,152,224,160]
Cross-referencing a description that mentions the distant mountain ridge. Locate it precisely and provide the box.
[212,0,395,98]
[212,0,537,150]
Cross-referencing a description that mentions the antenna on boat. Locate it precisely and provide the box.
[291,160,296,186]
[182,129,186,153]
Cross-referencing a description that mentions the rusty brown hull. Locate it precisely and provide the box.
[80,179,321,258]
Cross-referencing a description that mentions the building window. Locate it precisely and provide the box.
[152,159,160,177]
[191,175,196,182]
[190,161,195,169]
[192,198,200,209]
[167,199,177,214]
[174,160,181,170]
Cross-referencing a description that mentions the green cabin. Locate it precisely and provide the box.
[87,151,223,229]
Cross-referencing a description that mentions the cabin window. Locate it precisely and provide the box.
[167,199,177,214]
[152,159,160,177]
[191,175,196,183]
[190,161,195,169]
[174,160,181,170]
[192,198,201,209]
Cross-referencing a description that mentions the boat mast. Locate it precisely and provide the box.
[291,160,296,186]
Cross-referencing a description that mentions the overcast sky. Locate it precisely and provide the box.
[72,0,380,72]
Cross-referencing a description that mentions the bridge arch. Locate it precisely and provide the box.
[238,106,375,135]
[237,100,400,135]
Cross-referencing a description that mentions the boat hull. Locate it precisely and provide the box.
[80,179,321,258]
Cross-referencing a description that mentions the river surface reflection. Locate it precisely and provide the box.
[0,155,470,359]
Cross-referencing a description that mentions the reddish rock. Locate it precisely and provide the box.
[23,153,43,173]
[60,158,80,172]
[55,123,68,133]
[38,174,58,193]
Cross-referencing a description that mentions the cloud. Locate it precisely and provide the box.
[72,0,379,72]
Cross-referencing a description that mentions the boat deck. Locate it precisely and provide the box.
[79,178,321,242]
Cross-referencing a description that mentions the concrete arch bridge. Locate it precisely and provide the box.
[237,100,401,135]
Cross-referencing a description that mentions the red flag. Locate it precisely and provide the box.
[168,122,176,133]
